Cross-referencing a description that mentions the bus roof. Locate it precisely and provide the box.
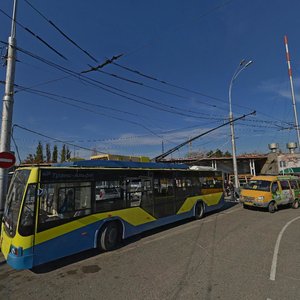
[52,159,190,170]
[251,175,299,181]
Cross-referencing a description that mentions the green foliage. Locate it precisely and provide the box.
[52,145,58,163]
[46,143,51,162]
[66,146,72,160]
[60,144,66,163]
[206,149,232,158]
[35,141,44,163]
[224,150,232,157]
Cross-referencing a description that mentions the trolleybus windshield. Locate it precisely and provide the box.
[3,170,30,237]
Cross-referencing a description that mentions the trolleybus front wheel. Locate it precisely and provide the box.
[98,221,122,251]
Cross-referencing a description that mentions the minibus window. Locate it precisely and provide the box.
[289,180,298,189]
[243,180,271,192]
[271,182,279,193]
[280,181,290,190]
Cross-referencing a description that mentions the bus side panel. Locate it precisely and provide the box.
[32,207,156,266]
[33,220,105,267]
[121,210,194,238]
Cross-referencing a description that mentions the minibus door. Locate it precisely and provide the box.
[279,180,293,205]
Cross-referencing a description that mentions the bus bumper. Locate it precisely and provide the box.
[7,246,34,270]
[241,200,268,208]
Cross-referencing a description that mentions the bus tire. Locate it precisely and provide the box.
[268,201,276,213]
[98,221,122,251]
[292,199,299,209]
[194,201,204,219]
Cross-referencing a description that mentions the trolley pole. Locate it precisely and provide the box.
[0,0,18,220]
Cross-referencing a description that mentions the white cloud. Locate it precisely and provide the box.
[259,77,300,101]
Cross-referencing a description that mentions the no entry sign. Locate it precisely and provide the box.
[0,152,16,169]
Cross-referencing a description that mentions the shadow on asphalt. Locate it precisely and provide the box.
[31,201,239,274]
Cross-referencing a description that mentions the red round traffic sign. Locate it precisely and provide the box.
[0,152,16,169]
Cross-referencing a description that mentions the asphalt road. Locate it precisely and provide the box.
[0,202,299,300]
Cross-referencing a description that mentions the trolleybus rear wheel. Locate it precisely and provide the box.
[194,201,204,219]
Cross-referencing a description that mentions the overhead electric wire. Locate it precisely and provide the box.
[0,8,67,60]
[113,61,266,113]
[93,68,218,109]
[13,124,107,154]
[24,0,98,63]
[5,42,226,121]
[14,84,146,119]
[18,87,164,138]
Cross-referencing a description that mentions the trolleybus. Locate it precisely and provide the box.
[1,159,224,269]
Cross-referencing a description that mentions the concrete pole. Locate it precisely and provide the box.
[228,59,253,199]
[0,0,18,219]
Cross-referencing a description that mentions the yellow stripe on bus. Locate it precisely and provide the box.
[35,207,156,245]
[177,192,223,214]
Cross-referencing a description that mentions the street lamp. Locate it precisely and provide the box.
[229,59,253,199]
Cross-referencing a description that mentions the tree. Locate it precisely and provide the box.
[52,145,58,163]
[23,154,35,164]
[214,149,223,157]
[224,150,231,157]
[60,144,66,162]
[66,146,72,161]
[35,141,44,163]
[46,143,51,162]
[206,150,214,157]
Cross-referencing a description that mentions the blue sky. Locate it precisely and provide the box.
[1,0,300,161]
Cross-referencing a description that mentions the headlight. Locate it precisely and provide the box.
[257,196,264,201]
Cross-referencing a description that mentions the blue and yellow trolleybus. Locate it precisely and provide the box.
[1,160,224,270]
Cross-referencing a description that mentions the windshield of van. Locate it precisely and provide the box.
[3,170,30,237]
[243,180,271,192]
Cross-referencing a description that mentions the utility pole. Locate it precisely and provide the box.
[0,0,18,220]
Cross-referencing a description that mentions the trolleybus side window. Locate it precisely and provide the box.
[38,182,92,231]
[94,180,124,212]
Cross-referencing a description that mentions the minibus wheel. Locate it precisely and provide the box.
[98,221,122,251]
[194,201,204,219]
[268,201,276,213]
[292,199,299,209]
